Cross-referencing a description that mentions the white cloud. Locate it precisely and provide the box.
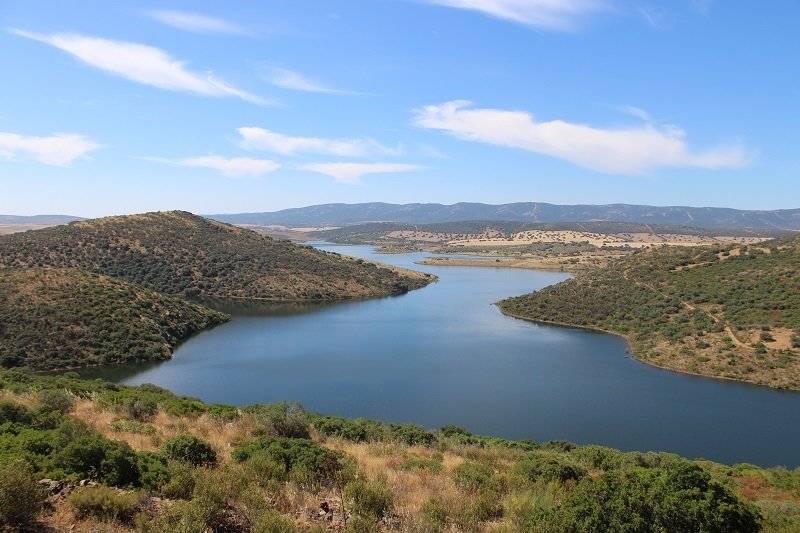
[11,29,266,104]
[146,10,246,34]
[300,162,424,183]
[413,100,750,175]
[0,131,99,166]
[419,0,608,30]
[175,156,280,178]
[266,67,357,95]
[237,127,400,157]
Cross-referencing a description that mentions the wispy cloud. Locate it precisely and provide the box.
[689,0,711,15]
[144,155,280,178]
[266,67,358,95]
[300,162,424,183]
[146,10,246,34]
[419,0,608,31]
[414,100,750,175]
[0,131,99,166]
[237,127,401,157]
[10,29,266,104]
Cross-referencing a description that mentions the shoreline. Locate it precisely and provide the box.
[496,306,799,392]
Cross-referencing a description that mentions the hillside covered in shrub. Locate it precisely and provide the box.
[0,268,229,370]
[499,235,800,390]
[0,369,796,532]
[0,211,433,301]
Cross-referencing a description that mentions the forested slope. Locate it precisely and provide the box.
[0,268,228,370]
[499,236,800,389]
[0,211,433,300]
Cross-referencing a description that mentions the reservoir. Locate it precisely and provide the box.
[88,243,800,468]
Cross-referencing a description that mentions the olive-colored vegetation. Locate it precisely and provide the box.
[0,370,797,532]
[0,210,433,301]
[0,268,229,370]
[499,235,800,390]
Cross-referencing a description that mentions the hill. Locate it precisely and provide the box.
[208,202,800,232]
[0,268,228,370]
[0,370,793,532]
[498,236,800,390]
[0,211,433,301]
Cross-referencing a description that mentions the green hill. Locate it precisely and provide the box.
[0,211,433,300]
[498,236,800,390]
[0,268,228,370]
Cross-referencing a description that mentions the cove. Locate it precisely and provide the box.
[85,244,800,468]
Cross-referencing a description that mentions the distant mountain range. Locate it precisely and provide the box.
[208,202,800,233]
[0,214,84,224]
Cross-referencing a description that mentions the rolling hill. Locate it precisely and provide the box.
[498,235,800,390]
[0,268,228,370]
[0,211,433,301]
[208,202,800,232]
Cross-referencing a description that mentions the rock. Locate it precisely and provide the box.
[320,501,330,513]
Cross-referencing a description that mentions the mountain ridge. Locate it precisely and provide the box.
[207,202,800,232]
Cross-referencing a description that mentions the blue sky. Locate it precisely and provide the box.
[1,0,798,217]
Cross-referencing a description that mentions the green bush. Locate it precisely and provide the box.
[0,400,31,425]
[553,462,761,532]
[53,427,141,486]
[67,485,144,523]
[252,509,297,533]
[0,458,44,528]
[161,435,217,467]
[231,436,347,486]
[346,514,382,533]
[123,397,157,422]
[244,401,310,439]
[37,389,74,414]
[345,479,393,519]
[159,461,195,500]
[511,453,587,485]
[420,497,449,532]
[452,461,495,493]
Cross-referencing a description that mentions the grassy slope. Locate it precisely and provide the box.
[498,235,800,390]
[0,211,433,301]
[0,371,797,532]
[0,268,229,370]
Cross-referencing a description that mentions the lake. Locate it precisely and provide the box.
[86,243,800,467]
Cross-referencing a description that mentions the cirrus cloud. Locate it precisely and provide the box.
[413,100,750,175]
[10,29,266,104]
[177,156,280,178]
[300,162,424,183]
[146,10,246,34]
[419,0,609,31]
[266,67,359,95]
[0,131,100,166]
[238,127,401,157]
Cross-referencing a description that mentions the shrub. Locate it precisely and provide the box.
[53,430,141,487]
[146,500,208,533]
[0,400,31,425]
[0,458,44,528]
[123,397,157,422]
[208,403,240,422]
[136,452,169,492]
[161,435,217,467]
[452,461,495,493]
[420,498,449,532]
[554,463,761,532]
[67,485,144,523]
[252,509,297,533]
[231,436,347,486]
[37,389,74,414]
[244,402,310,439]
[159,461,195,500]
[345,479,393,519]
[511,453,587,485]
[346,514,382,533]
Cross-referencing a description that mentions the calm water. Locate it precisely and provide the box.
[87,244,800,467]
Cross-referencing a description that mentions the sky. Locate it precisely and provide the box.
[1,0,799,217]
